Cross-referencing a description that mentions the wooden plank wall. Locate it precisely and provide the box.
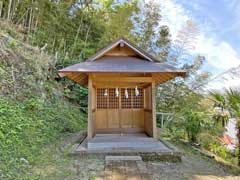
[94,88,145,133]
[89,73,157,138]
[104,45,137,56]
[144,86,153,137]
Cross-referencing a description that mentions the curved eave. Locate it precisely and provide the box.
[58,56,186,86]
[58,71,186,87]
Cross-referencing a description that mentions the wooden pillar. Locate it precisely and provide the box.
[88,76,93,139]
[152,81,157,138]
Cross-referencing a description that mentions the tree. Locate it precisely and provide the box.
[157,20,210,113]
[210,92,228,127]
[98,0,138,46]
[166,88,211,143]
[132,1,171,61]
[210,88,240,166]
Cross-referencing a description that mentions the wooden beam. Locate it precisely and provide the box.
[65,73,88,86]
[152,73,177,85]
[92,72,152,77]
[152,81,157,139]
[141,83,152,89]
[93,82,150,88]
[93,77,152,83]
[88,76,93,139]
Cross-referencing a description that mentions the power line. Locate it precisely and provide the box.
[192,64,240,92]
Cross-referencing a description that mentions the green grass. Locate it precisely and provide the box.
[0,98,87,180]
[19,132,104,180]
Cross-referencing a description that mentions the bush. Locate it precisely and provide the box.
[198,133,220,150]
[210,143,230,159]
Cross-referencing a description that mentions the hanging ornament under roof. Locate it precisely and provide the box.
[135,86,139,96]
[125,88,128,99]
[104,89,108,96]
[115,88,119,97]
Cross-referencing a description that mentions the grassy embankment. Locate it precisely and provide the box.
[0,22,87,179]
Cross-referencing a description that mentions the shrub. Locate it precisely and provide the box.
[198,133,220,150]
[172,110,208,143]
[210,143,231,159]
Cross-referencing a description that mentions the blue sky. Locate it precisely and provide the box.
[153,0,240,89]
[176,0,240,60]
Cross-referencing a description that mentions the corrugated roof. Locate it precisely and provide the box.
[58,56,185,74]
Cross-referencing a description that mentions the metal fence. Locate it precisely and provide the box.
[156,112,173,128]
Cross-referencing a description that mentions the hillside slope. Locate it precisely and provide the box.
[0,22,86,179]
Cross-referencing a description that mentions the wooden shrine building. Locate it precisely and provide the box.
[58,38,186,141]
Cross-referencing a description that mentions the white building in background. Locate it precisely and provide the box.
[225,118,238,151]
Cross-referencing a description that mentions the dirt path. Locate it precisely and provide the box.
[27,133,240,180]
[103,157,151,180]
[95,155,240,180]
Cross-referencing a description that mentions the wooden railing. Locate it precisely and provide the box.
[156,112,173,128]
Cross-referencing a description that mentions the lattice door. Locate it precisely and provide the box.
[96,88,108,109]
[132,88,143,108]
[97,88,144,109]
[108,88,119,109]
[121,88,132,109]
[96,87,144,131]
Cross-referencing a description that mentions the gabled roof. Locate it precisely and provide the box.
[59,56,185,74]
[58,38,186,86]
[86,38,158,62]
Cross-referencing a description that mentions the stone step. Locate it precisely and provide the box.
[105,156,142,161]
[88,137,157,143]
[88,141,161,149]
[95,134,148,137]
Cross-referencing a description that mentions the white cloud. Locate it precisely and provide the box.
[156,0,189,39]
[197,35,240,71]
[152,0,240,89]
[206,74,240,91]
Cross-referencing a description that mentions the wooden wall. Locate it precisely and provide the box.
[144,86,153,137]
[88,74,157,139]
[104,45,137,56]
[94,88,145,134]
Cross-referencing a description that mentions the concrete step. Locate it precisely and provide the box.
[88,137,157,143]
[95,134,148,138]
[105,156,142,161]
[88,141,161,149]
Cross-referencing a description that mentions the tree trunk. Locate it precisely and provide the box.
[191,134,197,143]
[70,15,84,57]
[0,1,3,17]
[79,25,91,59]
[7,0,12,20]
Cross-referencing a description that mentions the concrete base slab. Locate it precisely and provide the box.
[71,133,182,162]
